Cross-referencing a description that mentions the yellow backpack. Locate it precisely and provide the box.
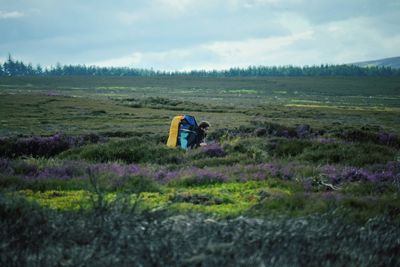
[166,115,198,149]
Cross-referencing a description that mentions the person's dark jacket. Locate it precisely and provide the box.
[193,128,207,148]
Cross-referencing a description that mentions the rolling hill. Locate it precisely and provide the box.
[350,56,400,69]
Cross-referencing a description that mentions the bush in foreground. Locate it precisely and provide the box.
[1,191,399,267]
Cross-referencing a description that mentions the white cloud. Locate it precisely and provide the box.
[0,10,24,19]
[243,0,301,8]
[204,31,314,65]
[2,1,398,69]
[196,15,400,67]
[312,16,400,63]
[87,31,315,70]
[69,12,400,71]
[276,12,311,33]
[117,12,147,25]
[115,0,205,25]
[155,0,197,13]
[90,53,142,67]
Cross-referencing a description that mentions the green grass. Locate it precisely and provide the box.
[0,93,251,136]
[1,75,400,265]
[16,179,400,222]
[14,180,294,217]
[1,77,399,230]
[1,76,400,136]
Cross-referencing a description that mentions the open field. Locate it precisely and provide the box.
[1,76,400,266]
[1,76,400,135]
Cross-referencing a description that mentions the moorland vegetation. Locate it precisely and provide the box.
[0,75,399,266]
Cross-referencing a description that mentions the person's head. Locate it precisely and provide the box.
[198,121,210,132]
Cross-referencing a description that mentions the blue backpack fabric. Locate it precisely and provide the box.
[177,115,198,150]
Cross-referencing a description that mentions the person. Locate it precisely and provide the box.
[195,121,210,148]
[166,115,210,150]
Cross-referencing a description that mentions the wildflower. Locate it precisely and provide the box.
[201,143,226,157]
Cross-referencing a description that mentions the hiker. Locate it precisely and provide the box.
[195,121,210,147]
[167,115,210,150]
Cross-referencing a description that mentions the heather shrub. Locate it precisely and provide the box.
[200,143,226,157]
[171,168,228,187]
[0,133,102,158]
[342,182,398,196]
[267,138,313,157]
[299,143,396,166]
[0,191,54,265]
[250,190,400,222]
[253,121,300,138]
[191,154,248,168]
[207,128,231,141]
[295,124,312,138]
[334,129,399,147]
[94,174,160,193]
[100,131,134,138]
[170,192,233,205]
[60,137,184,164]
[80,133,101,144]
[227,163,298,181]
[249,192,332,217]
[0,175,26,190]
[22,157,64,170]
[7,159,86,179]
[254,127,268,136]
[87,163,142,178]
[12,160,39,176]
[223,138,269,162]
[207,126,257,141]
[189,143,227,160]
[0,138,13,157]
[376,131,399,147]
[1,161,88,191]
[86,163,163,192]
[340,196,400,222]
[0,134,69,158]
[34,161,86,179]
[1,198,400,267]
[123,175,160,193]
[335,129,376,143]
[320,162,400,185]
[0,158,13,175]
[208,124,296,142]
[22,178,88,191]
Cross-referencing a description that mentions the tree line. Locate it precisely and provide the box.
[1,54,399,77]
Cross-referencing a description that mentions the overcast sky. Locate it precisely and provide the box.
[1,0,399,70]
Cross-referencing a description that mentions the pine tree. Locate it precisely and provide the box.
[3,54,15,76]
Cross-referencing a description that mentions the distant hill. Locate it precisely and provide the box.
[350,56,400,69]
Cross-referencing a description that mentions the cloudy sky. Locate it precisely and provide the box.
[1,0,399,70]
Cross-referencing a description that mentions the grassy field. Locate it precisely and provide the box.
[1,76,400,266]
[1,76,400,135]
